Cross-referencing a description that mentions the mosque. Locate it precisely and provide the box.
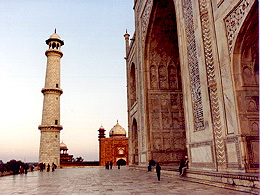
[98,121,129,166]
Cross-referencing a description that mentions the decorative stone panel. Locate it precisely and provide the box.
[224,0,250,56]
[182,0,205,131]
[198,0,226,167]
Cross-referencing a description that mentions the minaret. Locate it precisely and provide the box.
[98,125,106,166]
[38,30,64,167]
[124,29,130,59]
[98,125,106,140]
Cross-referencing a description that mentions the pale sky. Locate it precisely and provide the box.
[0,0,134,163]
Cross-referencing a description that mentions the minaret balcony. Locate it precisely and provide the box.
[41,88,63,95]
[45,49,63,57]
[38,125,63,131]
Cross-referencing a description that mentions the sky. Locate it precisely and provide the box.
[0,0,135,163]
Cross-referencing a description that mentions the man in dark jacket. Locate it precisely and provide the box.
[156,163,161,181]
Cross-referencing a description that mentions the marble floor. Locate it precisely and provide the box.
[0,166,247,194]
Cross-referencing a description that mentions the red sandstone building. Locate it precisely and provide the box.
[98,121,129,166]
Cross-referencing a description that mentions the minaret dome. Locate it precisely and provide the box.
[45,29,64,51]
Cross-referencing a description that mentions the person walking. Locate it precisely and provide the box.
[52,163,55,172]
[24,163,28,174]
[110,161,113,169]
[47,164,50,172]
[156,163,161,181]
[105,162,109,170]
[40,163,44,172]
[179,159,185,175]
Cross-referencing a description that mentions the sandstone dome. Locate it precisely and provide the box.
[60,141,67,150]
[109,121,126,137]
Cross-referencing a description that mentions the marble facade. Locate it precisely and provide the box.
[124,0,259,173]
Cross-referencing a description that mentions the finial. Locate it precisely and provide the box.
[55,28,57,33]
[117,119,118,123]
[126,29,128,34]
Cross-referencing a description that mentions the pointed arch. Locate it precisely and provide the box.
[143,0,187,165]
[158,65,168,89]
[132,118,138,165]
[168,65,177,90]
[150,65,158,89]
[130,63,137,106]
[233,2,259,170]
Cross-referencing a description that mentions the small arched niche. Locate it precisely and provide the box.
[130,63,137,107]
[132,118,138,165]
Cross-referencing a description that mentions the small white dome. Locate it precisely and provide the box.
[46,29,64,46]
[109,121,126,137]
[49,33,61,40]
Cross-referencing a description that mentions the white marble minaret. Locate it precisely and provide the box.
[38,30,64,167]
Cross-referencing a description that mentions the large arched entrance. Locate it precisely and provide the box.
[117,159,127,166]
[233,2,259,170]
[132,118,139,165]
[144,0,187,165]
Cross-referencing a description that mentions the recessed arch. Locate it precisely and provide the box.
[132,118,138,165]
[158,65,167,89]
[168,65,176,90]
[130,63,137,106]
[232,2,259,170]
[144,0,187,165]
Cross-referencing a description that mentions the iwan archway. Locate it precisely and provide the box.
[232,2,259,171]
[144,0,187,165]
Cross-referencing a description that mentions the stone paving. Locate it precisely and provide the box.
[0,166,247,194]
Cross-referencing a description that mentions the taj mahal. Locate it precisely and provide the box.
[124,0,258,188]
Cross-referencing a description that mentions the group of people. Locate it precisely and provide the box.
[148,156,189,181]
[105,161,121,169]
[18,163,29,174]
[11,163,30,175]
[39,162,57,172]
[105,161,113,169]
[148,160,161,181]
